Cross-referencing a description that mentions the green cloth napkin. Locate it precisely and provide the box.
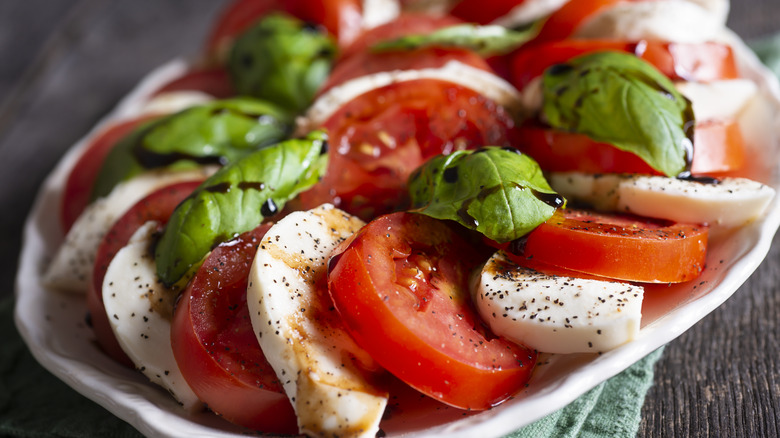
[751,34,780,79]
[0,294,662,437]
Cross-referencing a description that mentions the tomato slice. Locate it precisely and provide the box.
[299,78,520,219]
[319,47,492,94]
[531,0,628,44]
[503,208,708,283]
[205,0,280,58]
[152,67,235,99]
[206,0,363,59]
[282,0,363,47]
[515,119,746,175]
[87,180,203,367]
[449,0,528,24]
[171,223,297,433]
[339,13,463,61]
[61,115,158,232]
[510,40,739,90]
[328,212,536,409]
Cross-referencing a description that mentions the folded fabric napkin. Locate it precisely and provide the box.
[0,294,662,438]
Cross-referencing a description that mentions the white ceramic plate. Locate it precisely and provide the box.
[14,34,780,438]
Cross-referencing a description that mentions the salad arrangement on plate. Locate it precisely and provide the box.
[20,0,780,437]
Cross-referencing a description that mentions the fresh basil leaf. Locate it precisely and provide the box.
[372,23,540,57]
[91,97,293,200]
[542,51,694,177]
[408,147,564,243]
[228,13,337,114]
[155,130,329,286]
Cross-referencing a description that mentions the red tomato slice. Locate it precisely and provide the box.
[152,67,235,99]
[61,116,158,232]
[449,0,527,24]
[206,0,363,59]
[531,0,629,44]
[299,78,520,219]
[282,0,363,47]
[204,0,280,58]
[171,223,297,433]
[503,208,709,283]
[328,212,536,409]
[87,180,203,367]
[319,47,492,94]
[510,40,739,90]
[515,119,746,175]
[339,13,463,60]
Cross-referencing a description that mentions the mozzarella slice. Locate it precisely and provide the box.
[43,167,215,294]
[247,204,387,438]
[491,0,569,28]
[102,221,201,411]
[298,60,522,134]
[362,0,400,29]
[474,251,644,354]
[137,90,214,117]
[676,79,758,122]
[548,172,776,228]
[573,0,728,44]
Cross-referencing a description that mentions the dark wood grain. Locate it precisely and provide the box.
[1,2,779,437]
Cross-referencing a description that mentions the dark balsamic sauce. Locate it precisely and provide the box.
[261,198,278,217]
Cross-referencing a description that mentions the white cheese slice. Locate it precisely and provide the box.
[676,79,758,122]
[136,90,214,117]
[298,60,522,134]
[43,167,215,294]
[474,251,643,354]
[102,221,202,411]
[573,0,728,44]
[491,0,569,28]
[247,204,387,438]
[362,0,401,29]
[548,172,776,228]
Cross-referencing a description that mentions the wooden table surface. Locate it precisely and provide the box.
[1,1,778,437]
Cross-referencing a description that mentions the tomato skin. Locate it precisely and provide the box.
[510,41,738,90]
[282,0,363,47]
[205,0,280,58]
[503,209,708,283]
[531,0,628,44]
[171,223,297,433]
[515,119,746,175]
[319,47,492,94]
[339,13,463,60]
[206,0,362,60]
[300,78,520,219]
[449,0,527,24]
[328,212,536,410]
[152,68,235,99]
[61,116,158,232]
[516,122,660,175]
[87,180,203,367]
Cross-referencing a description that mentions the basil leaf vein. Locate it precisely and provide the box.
[408,147,564,243]
[542,51,694,177]
[91,97,293,200]
[372,23,540,57]
[228,13,337,114]
[155,130,329,286]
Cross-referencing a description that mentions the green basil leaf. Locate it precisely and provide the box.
[91,97,293,200]
[155,130,329,286]
[408,147,564,243]
[228,13,337,114]
[542,51,694,177]
[372,23,540,57]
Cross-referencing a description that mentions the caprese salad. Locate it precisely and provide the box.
[40,0,777,437]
